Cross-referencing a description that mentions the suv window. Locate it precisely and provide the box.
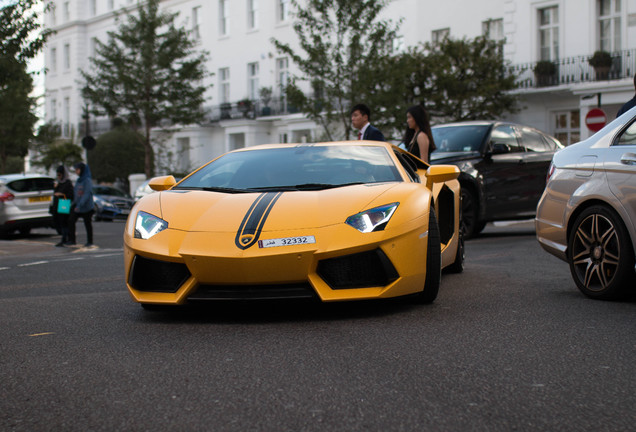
[490,125,524,153]
[7,177,54,192]
[520,128,549,152]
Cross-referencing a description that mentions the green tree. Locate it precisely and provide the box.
[81,0,210,178]
[417,36,519,122]
[272,0,399,141]
[0,57,36,173]
[87,120,144,185]
[0,0,51,173]
[31,123,84,171]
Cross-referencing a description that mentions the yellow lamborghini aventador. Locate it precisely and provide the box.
[124,141,463,308]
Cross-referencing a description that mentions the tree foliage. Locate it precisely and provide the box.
[419,36,519,122]
[87,121,145,185]
[81,0,210,178]
[0,0,51,173]
[272,0,398,141]
[31,123,84,171]
[0,57,36,173]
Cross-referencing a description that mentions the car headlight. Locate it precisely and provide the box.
[345,203,399,233]
[134,211,168,239]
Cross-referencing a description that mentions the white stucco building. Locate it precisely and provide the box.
[42,0,636,175]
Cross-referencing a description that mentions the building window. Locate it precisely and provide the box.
[248,0,258,30]
[598,0,621,52]
[229,133,245,151]
[50,98,57,121]
[483,18,504,41]
[279,0,290,22]
[91,38,99,58]
[63,43,70,71]
[248,62,259,100]
[50,47,57,73]
[176,137,190,173]
[553,110,580,146]
[192,6,201,40]
[219,67,230,103]
[432,28,450,44]
[90,0,97,16]
[220,0,229,36]
[63,97,70,137]
[392,36,405,54]
[538,6,559,61]
[276,57,289,111]
[108,0,114,11]
[50,4,56,26]
[63,1,70,22]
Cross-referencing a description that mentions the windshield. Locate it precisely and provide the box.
[431,125,490,153]
[175,145,402,192]
[94,186,128,197]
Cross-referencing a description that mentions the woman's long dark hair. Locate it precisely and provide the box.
[403,105,436,159]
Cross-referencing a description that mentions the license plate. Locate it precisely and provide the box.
[258,235,316,248]
[29,196,51,203]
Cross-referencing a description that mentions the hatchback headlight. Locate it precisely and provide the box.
[134,211,168,239]
[346,203,399,233]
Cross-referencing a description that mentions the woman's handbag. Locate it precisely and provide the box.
[57,195,71,214]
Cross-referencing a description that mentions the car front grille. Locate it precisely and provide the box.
[188,283,317,301]
[128,255,191,293]
[112,199,132,209]
[317,248,399,289]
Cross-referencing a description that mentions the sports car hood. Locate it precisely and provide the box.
[158,183,402,232]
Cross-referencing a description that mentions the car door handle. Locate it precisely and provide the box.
[621,153,636,165]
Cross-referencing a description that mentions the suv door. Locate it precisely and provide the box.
[474,124,527,220]
[517,126,557,215]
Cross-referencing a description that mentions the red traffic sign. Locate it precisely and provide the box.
[585,108,607,132]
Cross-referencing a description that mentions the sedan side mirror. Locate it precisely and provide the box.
[490,143,511,155]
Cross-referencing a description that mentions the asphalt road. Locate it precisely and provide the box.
[1,221,635,431]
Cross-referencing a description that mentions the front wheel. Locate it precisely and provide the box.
[568,206,635,300]
[413,208,441,303]
[460,187,484,239]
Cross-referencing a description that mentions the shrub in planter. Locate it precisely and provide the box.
[533,60,557,86]
[589,50,612,80]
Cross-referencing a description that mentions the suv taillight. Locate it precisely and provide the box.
[0,192,15,202]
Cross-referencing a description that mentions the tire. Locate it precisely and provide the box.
[445,225,465,274]
[460,186,482,239]
[568,205,635,300]
[414,208,441,303]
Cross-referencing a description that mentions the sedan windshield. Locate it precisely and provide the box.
[431,125,490,153]
[175,145,402,192]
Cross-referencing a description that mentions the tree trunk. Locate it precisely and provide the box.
[143,124,154,179]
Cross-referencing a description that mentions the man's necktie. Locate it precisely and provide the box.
[358,132,362,140]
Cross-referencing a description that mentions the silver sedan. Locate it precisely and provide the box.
[536,107,636,300]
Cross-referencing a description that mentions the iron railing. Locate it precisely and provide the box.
[512,49,635,89]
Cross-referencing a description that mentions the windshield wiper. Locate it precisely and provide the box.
[173,186,250,194]
[248,182,366,192]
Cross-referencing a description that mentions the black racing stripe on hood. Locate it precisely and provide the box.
[235,192,283,250]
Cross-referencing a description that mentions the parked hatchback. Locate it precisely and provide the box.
[431,121,563,237]
[0,174,55,235]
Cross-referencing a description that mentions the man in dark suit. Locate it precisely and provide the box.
[617,73,636,118]
[351,103,385,141]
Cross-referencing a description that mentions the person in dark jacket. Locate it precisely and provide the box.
[66,162,95,247]
[351,103,385,141]
[52,165,74,247]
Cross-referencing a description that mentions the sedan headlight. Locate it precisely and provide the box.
[346,203,399,233]
[134,211,168,239]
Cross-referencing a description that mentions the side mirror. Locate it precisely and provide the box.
[425,165,460,189]
[490,143,511,155]
[148,175,176,191]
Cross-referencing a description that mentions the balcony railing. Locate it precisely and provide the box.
[512,49,635,89]
[207,95,300,122]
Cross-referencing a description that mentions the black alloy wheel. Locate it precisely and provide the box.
[460,187,486,239]
[568,205,635,300]
[414,208,441,303]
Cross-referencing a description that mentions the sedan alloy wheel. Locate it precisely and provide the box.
[568,206,635,299]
